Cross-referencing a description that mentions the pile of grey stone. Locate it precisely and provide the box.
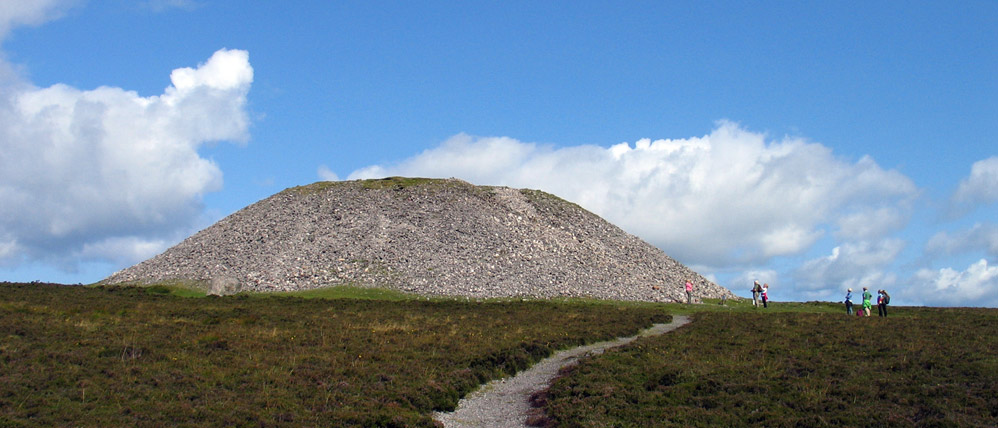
[103,178,735,303]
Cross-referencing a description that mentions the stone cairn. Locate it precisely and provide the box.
[103,177,735,303]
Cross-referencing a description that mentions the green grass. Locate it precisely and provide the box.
[102,279,210,298]
[538,309,998,427]
[275,284,427,301]
[359,176,452,190]
[281,177,477,197]
[0,282,668,427]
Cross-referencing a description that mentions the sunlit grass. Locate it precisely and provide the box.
[275,284,424,301]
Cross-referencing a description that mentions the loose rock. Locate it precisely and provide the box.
[102,177,735,302]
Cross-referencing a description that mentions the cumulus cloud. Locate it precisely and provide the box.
[348,122,918,269]
[76,236,174,266]
[793,240,904,298]
[926,223,998,259]
[733,269,779,292]
[954,157,998,205]
[0,48,253,269]
[836,207,910,242]
[912,259,998,307]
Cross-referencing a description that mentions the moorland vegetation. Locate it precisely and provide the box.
[537,309,998,427]
[0,282,666,427]
[2,282,995,427]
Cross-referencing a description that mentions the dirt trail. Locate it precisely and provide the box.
[433,315,691,428]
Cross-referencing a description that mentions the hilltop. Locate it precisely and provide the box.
[103,177,733,302]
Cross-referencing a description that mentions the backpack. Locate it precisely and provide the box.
[884,295,890,305]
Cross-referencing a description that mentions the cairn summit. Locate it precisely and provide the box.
[104,177,734,302]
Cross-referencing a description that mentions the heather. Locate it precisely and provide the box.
[0,283,668,427]
[539,310,998,427]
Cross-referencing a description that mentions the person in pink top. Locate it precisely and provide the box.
[685,280,693,304]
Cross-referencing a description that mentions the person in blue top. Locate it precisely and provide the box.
[844,288,853,315]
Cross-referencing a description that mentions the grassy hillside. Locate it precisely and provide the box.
[3,282,995,427]
[0,283,667,427]
[537,310,998,427]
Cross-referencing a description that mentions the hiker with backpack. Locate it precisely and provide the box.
[751,280,762,307]
[761,283,769,308]
[878,289,890,317]
[844,288,854,315]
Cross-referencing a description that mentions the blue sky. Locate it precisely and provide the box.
[1,1,996,306]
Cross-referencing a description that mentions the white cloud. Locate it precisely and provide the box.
[349,134,539,182]
[76,235,173,265]
[836,206,909,241]
[954,156,998,205]
[317,165,339,181]
[926,223,998,258]
[0,0,77,41]
[0,233,16,261]
[912,259,998,307]
[793,240,904,296]
[732,269,778,293]
[0,48,253,269]
[347,122,918,268]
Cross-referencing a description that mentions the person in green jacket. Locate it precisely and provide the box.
[862,287,873,317]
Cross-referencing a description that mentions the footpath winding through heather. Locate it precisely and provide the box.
[434,315,691,428]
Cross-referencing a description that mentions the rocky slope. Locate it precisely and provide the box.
[103,177,734,302]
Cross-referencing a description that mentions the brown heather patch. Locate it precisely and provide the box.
[0,282,668,427]
[540,309,998,427]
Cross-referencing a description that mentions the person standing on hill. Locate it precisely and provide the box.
[761,283,769,308]
[685,280,693,304]
[844,288,854,315]
[751,280,762,307]
[878,289,890,317]
[862,287,873,317]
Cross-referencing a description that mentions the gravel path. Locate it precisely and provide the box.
[433,315,691,428]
